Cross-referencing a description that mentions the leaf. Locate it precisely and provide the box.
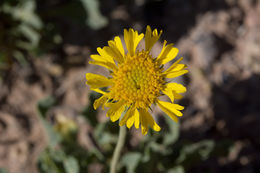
[2,0,42,49]
[176,140,215,164]
[17,24,40,48]
[81,92,100,126]
[163,116,180,146]
[37,96,61,148]
[13,50,28,66]
[0,168,8,173]
[41,119,62,149]
[49,149,66,162]
[38,150,62,173]
[37,96,56,118]
[167,166,185,173]
[142,142,151,162]
[11,0,42,29]
[80,0,108,29]
[121,152,142,173]
[63,157,79,173]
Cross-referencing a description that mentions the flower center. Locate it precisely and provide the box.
[110,51,164,108]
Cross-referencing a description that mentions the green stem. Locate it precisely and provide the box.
[110,126,126,173]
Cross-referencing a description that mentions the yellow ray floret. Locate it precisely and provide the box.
[145,25,162,52]
[86,73,113,89]
[124,28,144,56]
[86,26,188,135]
[162,83,186,102]
[157,40,179,65]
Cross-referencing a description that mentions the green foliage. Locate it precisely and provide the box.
[121,152,142,173]
[163,116,180,146]
[167,166,185,173]
[0,168,8,173]
[0,0,42,64]
[0,0,108,77]
[37,93,234,173]
[64,157,79,173]
[115,115,234,173]
[37,95,106,173]
[0,0,42,78]
[80,0,108,29]
[2,0,43,48]
[38,96,233,173]
[38,96,56,118]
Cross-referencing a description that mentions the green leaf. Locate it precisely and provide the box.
[41,119,62,148]
[38,96,56,118]
[0,168,8,173]
[80,0,108,29]
[1,0,42,29]
[163,116,180,146]
[49,149,66,162]
[89,147,104,161]
[142,142,151,162]
[121,152,142,173]
[38,150,62,173]
[37,96,60,148]
[167,166,185,173]
[13,50,28,66]
[63,156,79,173]
[17,24,40,48]
[176,140,215,164]
[81,92,100,126]
[1,0,42,49]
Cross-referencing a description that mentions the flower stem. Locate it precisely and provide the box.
[110,126,126,173]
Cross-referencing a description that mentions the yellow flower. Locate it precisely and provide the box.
[86,26,188,135]
[55,114,77,135]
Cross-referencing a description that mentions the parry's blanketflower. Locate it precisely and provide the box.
[86,26,188,135]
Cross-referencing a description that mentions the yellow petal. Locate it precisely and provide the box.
[107,36,125,63]
[145,25,162,52]
[97,45,123,64]
[104,46,124,64]
[164,70,188,78]
[125,108,140,128]
[124,28,144,56]
[119,106,135,127]
[167,83,186,93]
[157,40,179,65]
[139,109,161,133]
[114,36,125,58]
[162,90,184,103]
[157,100,184,122]
[93,95,108,110]
[139,111,148,135]
[89,60,117,71]
[163,57,188,78]
[90,54,117,70]
[106,101,125,122]
[162,89,174,102]
[86,73,113,89]
[91,88,106,95]
[126,114,135,128]
[134,109,140,129]
[163,83,186,102]
[96,48,115,62]
[174,92,183,99]
[170,64,187,72]
[90,54,114,64]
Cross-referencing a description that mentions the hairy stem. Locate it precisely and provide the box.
[109,126,126,173]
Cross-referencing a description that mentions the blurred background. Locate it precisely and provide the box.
[0,0,260,173]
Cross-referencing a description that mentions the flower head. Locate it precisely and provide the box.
[86,26,188,135]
